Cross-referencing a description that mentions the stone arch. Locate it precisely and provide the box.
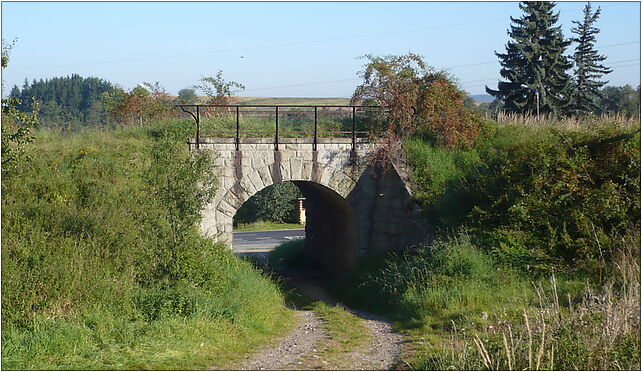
[293,180,358,275]
[199,150,362,268]
[201,168,359,274]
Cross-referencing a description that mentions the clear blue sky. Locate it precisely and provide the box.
[2,1,640,97]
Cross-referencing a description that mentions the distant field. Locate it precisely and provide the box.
[235,97,351,106]
[192,95,491,106]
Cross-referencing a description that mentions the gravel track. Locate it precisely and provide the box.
[344,311,404,370]
[236,310,328,370]
[228,271,404,371]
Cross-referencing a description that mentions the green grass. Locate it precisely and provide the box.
[2,262,296,370]
[330,229,640,370]
[233,221,304,232]
[1,123,295,369]
[194,115,370,139]
[328,118,640,370]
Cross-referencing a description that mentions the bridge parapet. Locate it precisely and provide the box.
[176,104,388,151]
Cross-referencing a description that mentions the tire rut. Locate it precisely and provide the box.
[234,310,328,370]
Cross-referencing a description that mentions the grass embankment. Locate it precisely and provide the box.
[1,123,294,369]
[359,121,640,370]
[274,120,640,370]
[233,221,304,232]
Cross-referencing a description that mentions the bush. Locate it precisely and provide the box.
[351,53,481,149]
[406,121,641,274]
[332,230,531,324]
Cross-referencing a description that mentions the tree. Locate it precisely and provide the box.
[598,85,641,117]
[234,182,302,225]
[194,70,245,105]
[1,38,15,72]
[566,3,612,116]
[1,39,37,179]
[351,54,426,136]
[486,1,572,115]
[104,82,172,125]
[176,88,198,105]
[139,82,173,120]
[351,54,480,149]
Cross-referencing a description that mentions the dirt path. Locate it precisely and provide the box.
[236,310,328,370]
[342,310,405,370]
[229,273,404,370]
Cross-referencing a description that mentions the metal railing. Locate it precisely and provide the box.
[176,104,387,151]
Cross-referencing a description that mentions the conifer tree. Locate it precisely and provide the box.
[486,1,572,115]
[566,3,611,116]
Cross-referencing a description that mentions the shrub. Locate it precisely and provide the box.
[406,121,640,274]
[415,74,482,148]
[351,53,481,149]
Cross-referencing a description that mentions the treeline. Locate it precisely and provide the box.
[8,71,247,131]
[9,76,178,130]
[11,75,640,132]
[10,75,118,129]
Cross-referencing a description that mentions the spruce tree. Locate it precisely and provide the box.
[566,3,612,116]
[486,1,572,115]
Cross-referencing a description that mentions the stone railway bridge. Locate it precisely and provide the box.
[180,104,429,275]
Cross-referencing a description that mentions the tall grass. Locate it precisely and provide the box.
[423,231,640,370]
[492,111,640,130]
[1,123,294,369]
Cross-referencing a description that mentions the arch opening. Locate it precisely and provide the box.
[231,180,357,276]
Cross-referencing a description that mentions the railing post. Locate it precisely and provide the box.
[235,106,240,151]
[275,106,279,151]
[313,106,318,151]
[196,106,201,150]
[351,106,356,151]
